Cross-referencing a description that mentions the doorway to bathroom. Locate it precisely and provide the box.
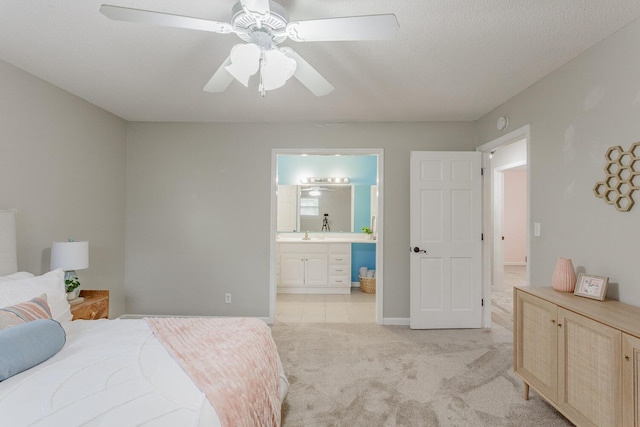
[269,148,384,324]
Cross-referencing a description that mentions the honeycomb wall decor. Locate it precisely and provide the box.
[593,142,640,212]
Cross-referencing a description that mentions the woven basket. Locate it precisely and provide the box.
[359,276,376,294]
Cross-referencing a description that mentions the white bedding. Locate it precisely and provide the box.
[0,319,287,426]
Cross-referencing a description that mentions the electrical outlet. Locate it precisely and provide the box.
[225,293,232,304]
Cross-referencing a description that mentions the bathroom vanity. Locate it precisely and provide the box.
[276,234,374,294]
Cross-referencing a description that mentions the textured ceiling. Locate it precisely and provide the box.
[1,1,640,123]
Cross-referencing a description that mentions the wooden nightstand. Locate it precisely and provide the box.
[71,290,109,320]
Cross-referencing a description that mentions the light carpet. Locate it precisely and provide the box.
[271,321,571,426]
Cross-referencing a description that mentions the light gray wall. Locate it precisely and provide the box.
[0,59,127,317]
[475,18,640,305]
[125,122,475,318]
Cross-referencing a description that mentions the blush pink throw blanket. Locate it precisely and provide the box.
[146,317,281,427]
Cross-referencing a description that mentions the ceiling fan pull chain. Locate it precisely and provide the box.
[259,55,266,97]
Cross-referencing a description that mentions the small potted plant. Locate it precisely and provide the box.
[362,226,374,239]
[66,278,80,300]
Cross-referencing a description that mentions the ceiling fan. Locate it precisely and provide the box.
[99,0,399,96]
[301,186,335,196]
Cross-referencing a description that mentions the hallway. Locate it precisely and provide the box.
[491,265,526,330]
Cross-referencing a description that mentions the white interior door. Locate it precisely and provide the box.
[410,151,482,329]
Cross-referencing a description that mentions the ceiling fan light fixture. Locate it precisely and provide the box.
[225,43,261,86]
[261,49,297,91]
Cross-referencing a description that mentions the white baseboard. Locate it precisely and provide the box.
[352,281,359,288]
[382,317,410,326]
[504,262,526,266]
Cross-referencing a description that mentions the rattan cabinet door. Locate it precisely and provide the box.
[558,307,622,427]
[623,333,640,427]
[514,290,558,401]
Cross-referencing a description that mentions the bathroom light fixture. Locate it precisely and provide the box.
[300,177,350,184]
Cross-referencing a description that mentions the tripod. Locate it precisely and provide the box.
[321,213,330,232]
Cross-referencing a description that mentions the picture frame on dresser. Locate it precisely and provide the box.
[574,273,608,301]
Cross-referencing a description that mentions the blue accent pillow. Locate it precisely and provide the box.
[0,318,66,381]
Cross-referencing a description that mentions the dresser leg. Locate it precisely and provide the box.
[523,382,529,400]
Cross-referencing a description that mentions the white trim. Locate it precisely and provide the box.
[269,152,278,324]
[476,124,531,329]
[477,125,530,152]
[382,317,410,326]
[270,148,384,325]
[375,151,384,325]
[504,262,527,266]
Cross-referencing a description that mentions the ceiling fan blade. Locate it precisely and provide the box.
[203,57,234,93]
[281,47,334,96]
[241,0,270,15]
[286,14,399,42]
[100,5,233,34]
[240,0,271,24]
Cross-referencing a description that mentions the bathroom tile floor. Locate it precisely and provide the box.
[276,288,376,324]
[276,266,525,326]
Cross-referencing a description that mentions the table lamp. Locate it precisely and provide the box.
[50,240,89,296]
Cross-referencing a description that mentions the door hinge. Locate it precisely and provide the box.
[481,298,484,307]
[481,233,484,241]
[481,167,484,176]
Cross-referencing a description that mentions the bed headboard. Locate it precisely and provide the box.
[0,210,18,275]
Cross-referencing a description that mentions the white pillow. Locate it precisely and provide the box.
[0,270,72,323]
[0,272,35,282]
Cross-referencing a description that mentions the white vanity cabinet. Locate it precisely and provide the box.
[280,252,327,287]
[277,242,351,294]
[328,244,351,289]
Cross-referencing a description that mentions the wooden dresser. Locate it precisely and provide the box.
[514,286,640,427]
[71,290,109,320]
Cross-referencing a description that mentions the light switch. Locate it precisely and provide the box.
[534,222,541,237]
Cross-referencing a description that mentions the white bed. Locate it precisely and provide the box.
[0,210,288,426]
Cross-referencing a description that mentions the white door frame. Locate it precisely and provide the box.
[269,148,384,324]
[477,124,531,327]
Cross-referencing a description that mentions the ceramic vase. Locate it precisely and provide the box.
[552,257,576,292]
[66,288,80,301]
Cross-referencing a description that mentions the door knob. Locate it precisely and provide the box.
[413,247,427,254]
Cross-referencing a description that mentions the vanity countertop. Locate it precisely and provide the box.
[276,234,376,244]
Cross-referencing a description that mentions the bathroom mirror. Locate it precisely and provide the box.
[277,185,354,232]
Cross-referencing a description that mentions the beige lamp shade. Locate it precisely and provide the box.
[50,241,89,271]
